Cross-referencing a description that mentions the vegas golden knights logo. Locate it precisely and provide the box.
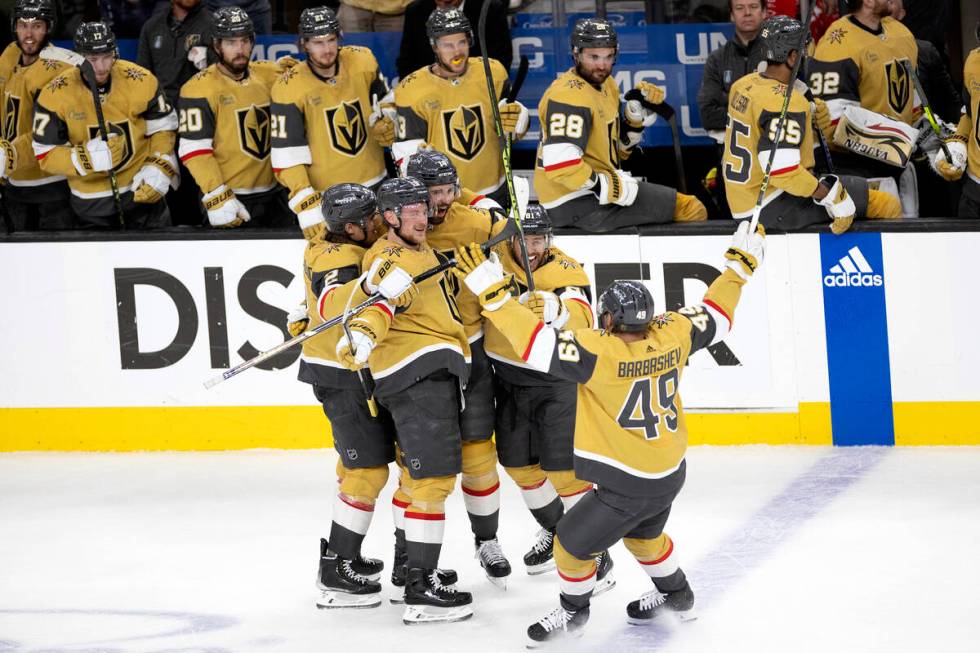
[324,101,367,156]
[237,104,271,160]
[885,60,911,114]
[87,121,134,170]
[2,94,19,141]
[441,104,485,161]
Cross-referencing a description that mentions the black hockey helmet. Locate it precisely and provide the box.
[426,8,473,47]
[299,6,341,39]
[322,183,377,235]
[597,280,654,333]
[570,18,618,54]
[74,22,116,55]
[11,0,55,35]
[377,177,431,223]
[521,204,552,236]
[213,6,255,40]
[759,15,808,64]
[406,150,459,189]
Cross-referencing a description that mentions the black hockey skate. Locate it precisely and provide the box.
[321,538,382,581]
[390,545,458,605]
[316,550,382,609]
[475,536,512,589]
[593,550,615,596]
[402,567,473,625]
[525,606,590,648]
[626,582,697,625]
[523,528,556,575]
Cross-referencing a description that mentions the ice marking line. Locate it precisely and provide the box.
[603,447,889,650]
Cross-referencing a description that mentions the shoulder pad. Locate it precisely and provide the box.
[41,46,83,66]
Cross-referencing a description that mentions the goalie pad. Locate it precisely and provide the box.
[832,105,917,168]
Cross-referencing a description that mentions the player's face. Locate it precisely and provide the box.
[85,53,116,85]
[394,202,430,246]
[216,36,254,76]
[872,0,893,18]
[575,47,616,85]
[889,0,905,19]
[427,183,457,224]
[15,18,47,56]
[304,34,339,73]
[433,34,469,74]
[730,1,764,37]
[513,234,550,272]
[347,212,384,245]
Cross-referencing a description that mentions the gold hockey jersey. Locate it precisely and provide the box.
[479,267,746,495]
[177,61,280,196]
[33,60,177,217]
[722,73,820,219]
[534,68,623,208]
[360,238,469,397]
[810,15,918,125]
[270,47,389,197]
[958,48,980,184]
[393,58,509,196]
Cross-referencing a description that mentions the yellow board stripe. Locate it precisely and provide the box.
[1,401,978,451]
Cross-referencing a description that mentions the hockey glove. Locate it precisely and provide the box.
[188,46,208,71]
[520,290,570,329]
[624,81,665,128]
[203,184,251,228]
[364,258,418,308]
[815,174,856,235]
[724,221,766,280]
[289,187,324,230]
[498,100,529,137]
[455,243,515,312]
[596,170,639,207]
[132,153,178,204]
[287,301,310,337]
[368,95,397,148]
[335,318,379,371]
[812,98,832,136]
[0,139,15,179]
[71,135,125,176]
[930,136,967,182]
[276,55,300,69]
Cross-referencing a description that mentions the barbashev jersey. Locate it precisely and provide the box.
[33,60,177,217]
[425,200,494,342]
[177,61,281,196]
[534,68,624,208]
[722,73,819,219]
[957,48,980,184]
[393,58,509,196]
[480,267,746,495]
[360,238,470,398]
[810,15,918,125]
[270,47,389,194]
[0,43,77,190]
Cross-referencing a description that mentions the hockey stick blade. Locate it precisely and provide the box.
[513,175,530,223]
[506,56,529,103]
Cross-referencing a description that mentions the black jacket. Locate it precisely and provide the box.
[696,35,767,131]
[915,39,962,125]
[136,3,216,107]
[395,0,512,80]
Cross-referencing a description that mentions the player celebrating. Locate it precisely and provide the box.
[33,22,178,228]
[723,15,901,231]
[392,8,528,207]
[534,18,707,232]
[454,220,765,646]
[271,6,394,238]
[177,7,290,228]
[0,0,79,230]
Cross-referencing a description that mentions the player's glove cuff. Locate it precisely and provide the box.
[364,258,417,307]
[289,186,324,229]
[0,139,15,178]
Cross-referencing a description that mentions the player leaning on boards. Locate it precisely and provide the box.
[723,15,900,233]
[392,8,528,208]
[336,177,474,625]
[454,220,765,646]
[534,18,707,232]
[32,22,178,229]
[0,0,79,230]
[177,7,291,229]
[406,149,514,588]
[271,6,395,238]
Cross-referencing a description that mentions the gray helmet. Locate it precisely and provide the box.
[426,8,473,47]
[377,177,430,222]
[406,150,459,189]
[521,204,552,236]
[322,183,377,235]
[11,0,55,36]
[74,22,116,55]
[299,6,341,39]
[213,6,255,40]
[597,280,654,333]
[759,15,808,64]
[571,18,618,54]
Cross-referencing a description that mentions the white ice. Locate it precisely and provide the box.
[2,445,979,652]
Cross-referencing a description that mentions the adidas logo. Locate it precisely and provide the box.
[823,246,883,287]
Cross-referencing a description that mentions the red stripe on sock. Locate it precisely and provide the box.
[392,497,410,509]
[640,540,674,566]
[558,567,597,583]
[404,511,445,521]
[559,485,592,498]
[462,482,500,497]
[520,478,547,491]
[339,494,375,512]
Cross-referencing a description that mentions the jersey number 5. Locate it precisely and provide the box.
[617,369,679,440]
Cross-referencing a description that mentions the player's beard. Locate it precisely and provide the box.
[220,53,250,77]
[436,52,467,76]
[309,50,338,73]
[576,62,610,86]
[430,201,451,225]
[874,0,892,18]
[17,34,44,57]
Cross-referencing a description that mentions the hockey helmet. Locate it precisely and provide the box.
[521,204,553,236]
[299,6,341,40]
[213,6,255,40]
[759,15,808,64]
[597,280,654,333]
[377,177,431,222]
[570,18,618,54]
[11,0,55,35]
[322,183,377,235]
[406,150,459,189]
[74,22,116,56]
[426,8,473,47]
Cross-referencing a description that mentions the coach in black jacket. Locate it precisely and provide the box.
[395,0,512,80]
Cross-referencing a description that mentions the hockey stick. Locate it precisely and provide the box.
[621,94,688,194]
[506,55,529,104]
[903,60,952,162]
[804,88,835,173]
[341,308,380,417]
[204,219,519,389]
[80,60,125,228]
[477,0,535,292]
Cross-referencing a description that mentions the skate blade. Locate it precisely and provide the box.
[402,604,474,625]
[316,590,382,609]
[486,573,508,590]
[525,559,556,576]
[592,574,616,597]
[390,594,405,605]
[627,607,698,626]
[525,629,584,648]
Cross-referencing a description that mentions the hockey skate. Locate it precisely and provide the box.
[390,545,458,605]
[402,568,473,625]
[525,606,590,648]
[523,528,556,575]
[316,551,382,609]
[321,538,382,581]
[626,582,697,625]
[475,536,512,589]
[592,550,615,596]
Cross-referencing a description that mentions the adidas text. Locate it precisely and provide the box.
[823,272,883,287]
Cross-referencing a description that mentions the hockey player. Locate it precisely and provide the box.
[33,22,178,228]
[336,176,474,624]
[177,7,290,228]
[534,18,708,232]
[723,15,901,231]
[406,149,512,588]
[270,6,394,238]
[0,0,79,230]
[392,8,529,207]
[453,220,766,646]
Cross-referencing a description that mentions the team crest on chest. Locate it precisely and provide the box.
[441,104,485,161]
[381,246,403,258]
[237,103,271,160]
[324,100,367,156]
[885,59,911,114]
[123,67,146,82]
[87,121,134,170]
[3,95,20,141]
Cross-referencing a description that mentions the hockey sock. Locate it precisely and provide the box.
[555,536,596,611]
[328,493,374,559]
[559,486,591,512]
[624,533,686,592]
[506,465,563,530]
[404,508,445,569]
[461,439,500,540]
[546,470,592,514]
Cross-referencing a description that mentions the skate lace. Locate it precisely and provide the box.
[537,607,573,633]
[429,570,457,593]
[638,589,667,611]
[340,559,369,585]
[478,538,507,565]
[531,529,554,554]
